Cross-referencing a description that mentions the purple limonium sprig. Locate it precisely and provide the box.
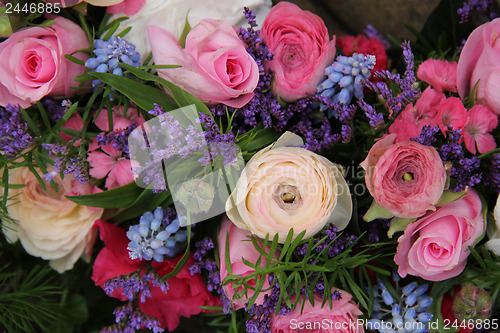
[365,41,420,118]
[457,0,498,23]
[41,144,90,184]
[101,302,164,333]
[0,104,34,157]
[189,237,224,296]
[358,99,385,129]
[97,122,136,158]
[485,154,500,193]
[364,24,391,48]
[41,98,71,121]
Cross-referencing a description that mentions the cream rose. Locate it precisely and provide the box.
[2,167,103,273]
[225,132,352,242]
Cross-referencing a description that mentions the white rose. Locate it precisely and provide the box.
[110,0,272,60]
[226,132,352,243]
[486,194,500,255]
[2,167,103,273]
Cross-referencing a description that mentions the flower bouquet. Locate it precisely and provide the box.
[0,0,499,332]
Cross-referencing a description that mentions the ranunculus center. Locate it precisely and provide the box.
[403,172,414,181]
[281,44,305,70]
[273,184,302,210]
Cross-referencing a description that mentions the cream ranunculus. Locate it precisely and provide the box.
[2,167,103,273]
[110,0,272,60]
[485,193,500,255]
[225,132,352,243]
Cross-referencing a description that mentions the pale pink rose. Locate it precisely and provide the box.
[463,104,498,154]
[417,59,458,93]
[43,0,123,7]
[148,19,259,108]
[2,167,103,273]
[226,132,352,243]
[457,18,500,114]
[395,190,485,281]
[0,16,89,108]
[437,97,468,134]
[218,215,273,310]
[87,144,134,190]
[360,134,447,218]
[106,0,145,15]
[261,2,336,102]
[270,290,364,333]
[389,87,445,141]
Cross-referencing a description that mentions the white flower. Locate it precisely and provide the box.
[486,194,500,255]
[110,0,272,60]
[225,132,352,243]
[2,167,103,273]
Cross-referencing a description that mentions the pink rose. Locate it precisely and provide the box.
[148,19,259,108]
[261,1,336,102]
[0,16,89,108]
[43,0,124,7]
[457,18,500,114]
[218,215,273,310]
[395,190,485,281]
[417,59,458,93]
[270,290,364,333]
[360,134,446,218]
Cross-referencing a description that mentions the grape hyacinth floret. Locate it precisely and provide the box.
[127,207,188,262]
[85,37,141,88]
[317,53,376,109]
[369,274,433,333]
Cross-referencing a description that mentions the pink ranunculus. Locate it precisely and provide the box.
[389,87,445,141]
[457,18,500,114]
[270,290,364,333]
[417,59,458,93]
[394,190,485,281]
[0,16,89,108]
[437,97,468,134]
[148,19,259,108]
[463,104,498,154]
[261,1,336,102]
[218,215,273,310]
[360,134,447,218]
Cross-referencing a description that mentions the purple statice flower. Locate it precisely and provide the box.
[485,154,500,193]
[358,99,385,129]
[189,237,224,296]
[438,128,482,192]
[0,104,34,156]
[42,98,71,121]
[411,125,440,146]
[41,144,89,184]
[97,123,136,158]
[364,24,391,48]
[63,158,90,184]
[104,273,152,302]
[457,0,498,23]
[365,41,420,118]
[102,302,164,333]
[197,113,239,167]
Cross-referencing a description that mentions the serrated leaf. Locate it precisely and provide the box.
[363,200,393,222]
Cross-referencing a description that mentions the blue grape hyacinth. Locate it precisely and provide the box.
[368,273,433,333]
[126,208,188,262]
[85,36,141,88]
[317,53,376,110]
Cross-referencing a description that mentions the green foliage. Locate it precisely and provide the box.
[0,263,63,333]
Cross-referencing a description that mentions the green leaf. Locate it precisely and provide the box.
[238,127,281,153]
[436,189,468,207]
[139,65,182,70]
[363,200,393,222]
[88,72,177,111]
[19,108,41,137]
[179,13,192,48]
[116,26,132,38]
[120,63,211,115]
[65,182,144,208]
[387,217,416,238]
[110,190,172,222]
[102,20,121,41]
[39,19,56,28]
[64,54,85,66]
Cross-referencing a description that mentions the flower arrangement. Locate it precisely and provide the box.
[0,0,499,332]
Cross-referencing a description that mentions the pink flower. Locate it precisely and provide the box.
[261,1,336,102]
[270,290,364,333]
[94,105,145,132]
[437,97,468,134]
[106,0,145,16]
[463,104,498,154]
[389,87,445,141]
[87,144,134,190]
[60,114,84,143]
[457,17,500,114]
[417,59,458,93]
[43,0,124,7]
[148,19,259,108]
[218,215,273,310]
[0,16,89,108]
[360,134,447,218]
[394,190,485,281]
